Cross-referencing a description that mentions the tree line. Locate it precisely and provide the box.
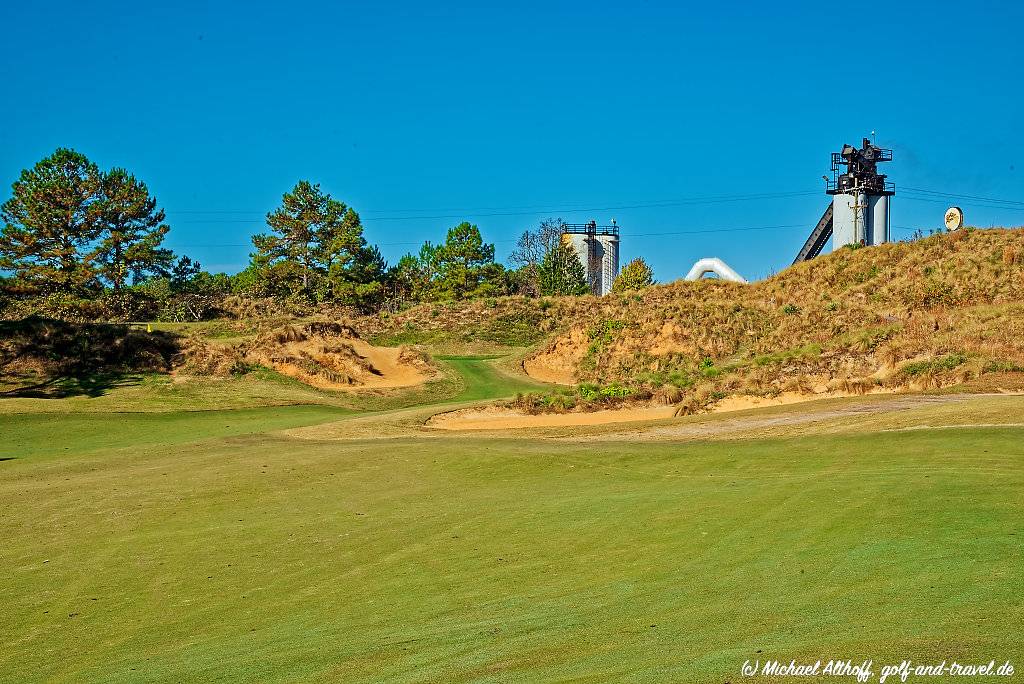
[0,148,653,320]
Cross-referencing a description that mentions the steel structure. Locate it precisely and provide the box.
[794,138,895,264]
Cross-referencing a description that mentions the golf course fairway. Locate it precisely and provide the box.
[2,358,1022,683]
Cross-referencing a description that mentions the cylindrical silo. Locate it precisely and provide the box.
[562,233,588,272]
[869,195,889,246]
[831,193,857,250]
[600,233,619,295]
[562,232,597,294]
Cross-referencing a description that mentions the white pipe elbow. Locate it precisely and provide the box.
[684,258,747,284]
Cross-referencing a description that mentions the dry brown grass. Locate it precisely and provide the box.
[513,227,1024,412]
[175,336,249,377]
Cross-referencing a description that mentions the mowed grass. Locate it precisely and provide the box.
[436,355,543,403]
[1,406,1022,682]
[2,405,351,461]
[1,356,536,462]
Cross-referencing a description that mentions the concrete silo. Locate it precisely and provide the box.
[560,220,620,295]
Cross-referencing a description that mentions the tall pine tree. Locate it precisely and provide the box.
[251,181,382,305]
[253,181,334,292]
[0,148,103,293]
[93,168,173,290]
[431,222,500,300]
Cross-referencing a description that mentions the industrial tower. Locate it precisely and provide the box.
[794,138,895,263]
[561,220,620,296]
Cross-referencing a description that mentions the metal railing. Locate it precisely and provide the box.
[825,179,895,194]
[562,222,619,236]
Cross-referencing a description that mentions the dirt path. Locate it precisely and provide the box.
[575,393,1022,442]
[427,405,677,430]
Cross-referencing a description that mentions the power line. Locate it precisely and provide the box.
[160,187,1024,228]
[624,223,809,237]
[169,222,815,250]
[899,194,1024,211]
[902,186,1024,207]
[163,189,821,223]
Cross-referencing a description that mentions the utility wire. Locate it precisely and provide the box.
[164,190,821,223]
[899,194,1024,211]
[171,222,816,249]
[167,190,820,216]
[901,186,1024,207]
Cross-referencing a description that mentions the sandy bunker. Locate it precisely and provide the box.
[246,322,435,391]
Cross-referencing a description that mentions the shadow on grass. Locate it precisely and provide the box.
[1,372,144,399]
[0,317,179,399]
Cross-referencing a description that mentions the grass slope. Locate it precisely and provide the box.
[367,229,1024,412]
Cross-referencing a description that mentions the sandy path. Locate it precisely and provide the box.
[577,393,1022,442]
[284,386,1024,443]
[427,405,677,431]
[426,389,901,432]
[710,389,895,413]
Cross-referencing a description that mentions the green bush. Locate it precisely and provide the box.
[900,354,968,376]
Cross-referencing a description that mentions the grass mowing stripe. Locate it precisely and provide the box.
[438,356,545,403]
[0,428,1020,682]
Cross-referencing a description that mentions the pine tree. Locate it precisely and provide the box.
[92,168,173,290]
[253,181,335,292]
[538,239,588,296]
[0,148,103,293]
[319,206,385,304]
[432,222,501,300]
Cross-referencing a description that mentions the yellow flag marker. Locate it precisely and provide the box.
[147,323,152,333]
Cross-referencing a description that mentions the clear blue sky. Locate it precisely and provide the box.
[2,0,1022,281]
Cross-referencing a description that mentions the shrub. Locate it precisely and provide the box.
[899,353,968,377]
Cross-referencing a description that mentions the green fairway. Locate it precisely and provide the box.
[436,355,543,402]
[2,405,351,461]
[2,359,1022,682]
[1,356,531,461]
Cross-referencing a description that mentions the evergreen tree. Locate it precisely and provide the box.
[384,244,440,307]
[538,239,588,296]
[431,222,503,299]
[319,207,386,305]
[93,168,173,290]
[253,181,340,292]
[169,255,203,291]
[0,148,103,293]
[251,181,381,305]
[612,257,655,292]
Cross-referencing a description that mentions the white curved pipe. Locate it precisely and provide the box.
[684,257,747,284]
